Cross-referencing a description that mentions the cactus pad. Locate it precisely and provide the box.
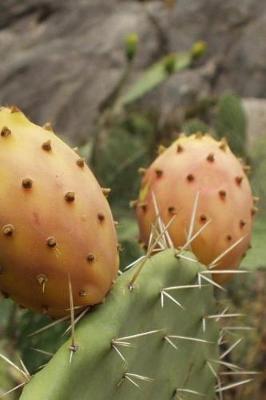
[20,249,219,400]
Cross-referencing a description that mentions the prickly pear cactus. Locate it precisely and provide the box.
[0,106,119,317]
[135,134,255,283]
[20,249,219,400]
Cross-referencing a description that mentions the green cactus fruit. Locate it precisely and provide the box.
[20,249,219,400]
[135,134,255,284]
[0,106,119,317]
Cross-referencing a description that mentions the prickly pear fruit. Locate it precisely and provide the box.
[0,106,119,317]
[136,134,254,283]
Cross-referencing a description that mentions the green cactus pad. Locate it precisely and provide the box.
[20,250,219,400]
[215,93,247,157]
[118,42,206,107]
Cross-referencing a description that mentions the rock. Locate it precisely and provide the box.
[0,0,159,144]
[242,98,266,145]
[0,0,266,144]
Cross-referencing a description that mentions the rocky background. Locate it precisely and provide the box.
[0,0,266,144]
[0,2,265,400]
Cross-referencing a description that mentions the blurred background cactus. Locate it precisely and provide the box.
[0,0,266,399]
[215,93,247,158]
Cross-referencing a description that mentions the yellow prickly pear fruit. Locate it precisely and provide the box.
[0,107,119,317]
[136,133,255,284]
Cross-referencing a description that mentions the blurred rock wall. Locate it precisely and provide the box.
[0,0,265,143]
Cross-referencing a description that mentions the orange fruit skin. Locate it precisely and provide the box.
[0,107,119,317]
[136,134,254,284]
